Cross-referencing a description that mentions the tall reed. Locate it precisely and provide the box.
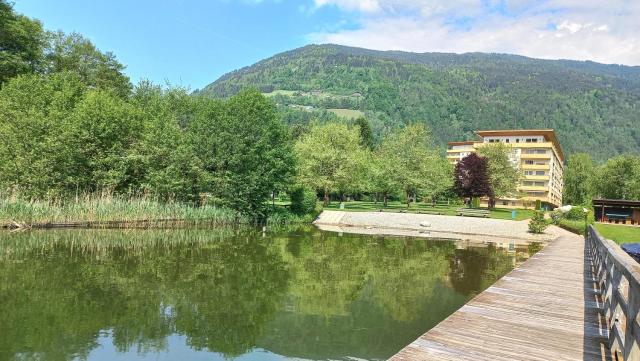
[0,192,243,227]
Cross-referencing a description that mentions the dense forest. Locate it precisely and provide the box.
[198,44,640,161]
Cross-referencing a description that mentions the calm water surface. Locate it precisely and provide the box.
[0,226,540,361]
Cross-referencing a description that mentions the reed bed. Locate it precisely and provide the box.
[0,194,243,228]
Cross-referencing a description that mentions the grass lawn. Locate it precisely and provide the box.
[321,201,534,221]
[558,219,587,235]
[594,223,640,244]
[327,108,365,119]
[262,90,298,97]
[557,220,640,244]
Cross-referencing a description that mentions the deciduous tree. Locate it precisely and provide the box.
[294,122,367,205]
[44,31,131,97]
[0,0,46,84]
[191,89,295,218]
[477,143,519,208]
[563,153,594,205]
[453,153,492,202]
[374,124,451,207]
[594,155,640,200]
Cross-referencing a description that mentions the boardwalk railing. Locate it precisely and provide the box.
[587,225,640,361]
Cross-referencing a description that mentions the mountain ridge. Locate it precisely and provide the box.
[198,44,640,161]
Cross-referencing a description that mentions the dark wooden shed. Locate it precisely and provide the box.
[592,199,640,225]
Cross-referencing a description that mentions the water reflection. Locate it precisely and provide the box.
[0,227,537,360]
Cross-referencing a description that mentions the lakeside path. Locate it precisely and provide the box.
[314,211,609,360]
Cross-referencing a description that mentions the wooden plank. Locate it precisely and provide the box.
[390,226,611,361]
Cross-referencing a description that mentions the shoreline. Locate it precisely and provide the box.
[314,210,557,245]
[0,218,241,231]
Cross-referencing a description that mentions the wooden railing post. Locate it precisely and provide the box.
[587,225,640,361]
[625,283,640,360]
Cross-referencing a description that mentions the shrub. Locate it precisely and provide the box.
[471,197,480,208]
[550,209,564,225]
[290,187,318,215]
[266,206,317,225]
[535,199,542,210]
[558,219,587,235]
[565,206,592,220]
[528,210,548,234]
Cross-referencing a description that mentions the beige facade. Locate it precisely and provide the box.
[447,129,565,209]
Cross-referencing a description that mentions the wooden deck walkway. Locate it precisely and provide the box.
[391,226,611,361]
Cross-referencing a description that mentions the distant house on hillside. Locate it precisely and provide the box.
[447,129,565,210]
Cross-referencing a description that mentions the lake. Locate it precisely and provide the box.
[0,226,540,361]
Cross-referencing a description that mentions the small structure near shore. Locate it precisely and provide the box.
[593,198,640,225]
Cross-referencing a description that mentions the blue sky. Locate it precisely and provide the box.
[13,0,640,89]
[13,0,349,90]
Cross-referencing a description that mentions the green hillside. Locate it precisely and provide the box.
[197,44,640,161]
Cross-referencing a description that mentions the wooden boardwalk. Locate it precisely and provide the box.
[391,226,611,361]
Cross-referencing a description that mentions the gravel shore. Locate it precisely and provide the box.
[314,210,557,244]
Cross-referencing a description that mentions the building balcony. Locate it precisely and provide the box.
[521,164,550,170]
[520,153,551,159]
[446,148,473,153]
[523,175,549,181]
[511,142,554,149]
[519,185,549,192]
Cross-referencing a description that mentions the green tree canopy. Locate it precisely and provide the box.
[354,116,375,150]
[373,124,451,206]
[190,90,295,217]
[294,122,368,205]
[130,82,205,202]
[563,153,594,205]
[477,143,519,208]
[0,0,46,84]
[594,155,640,200]
[43,31,131,97]
[0,72,87,196]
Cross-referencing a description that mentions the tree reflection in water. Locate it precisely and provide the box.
[0,227,534,360]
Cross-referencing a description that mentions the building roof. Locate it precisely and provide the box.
[475,129,565,162]
[592,199,640,208]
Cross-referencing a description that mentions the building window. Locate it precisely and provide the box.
[523,181,546,187]
[524,170,546,176]
[524,149,548,154]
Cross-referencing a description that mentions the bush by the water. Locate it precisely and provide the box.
[528,211,548,234]
[290,187,318,215]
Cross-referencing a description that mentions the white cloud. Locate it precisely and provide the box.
[309,0,640,65]
[314,0,382,13]
[557,21,583,34]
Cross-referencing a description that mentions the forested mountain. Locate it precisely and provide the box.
[198,44,640,161]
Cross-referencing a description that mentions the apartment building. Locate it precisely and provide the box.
[447,129,565,209]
